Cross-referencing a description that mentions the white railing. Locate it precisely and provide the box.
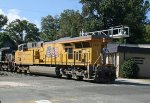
[80,25,129,38]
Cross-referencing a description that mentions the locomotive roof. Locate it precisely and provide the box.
[44,35,111,44]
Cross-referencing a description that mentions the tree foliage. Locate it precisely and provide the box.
[59,10,83,37]
[0,14,7,30]
[41,10,83,41]
[80,0,150,43]
[0,0,150,50]
[6,19,39,45]
[41,15,59,41]
[145,24,150,43]
[120,59,140,78]
[0,32,16,49]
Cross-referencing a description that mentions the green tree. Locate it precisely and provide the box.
[0,32,16,49]
[6,19,39,45]
[41,15,59,41]
[145,24,150,43]
[83,16,103,32]
[80,0,150,43]
[0,14,7,31]
[24,21,40,42]
[120,59,139,78]
[0,15,16,49]
[59,9,83,37]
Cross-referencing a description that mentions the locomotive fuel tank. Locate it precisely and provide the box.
[29,66,56,76]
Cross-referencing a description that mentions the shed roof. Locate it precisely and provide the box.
[107,43,150,54]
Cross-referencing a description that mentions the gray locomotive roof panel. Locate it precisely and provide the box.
[44,35,111,45]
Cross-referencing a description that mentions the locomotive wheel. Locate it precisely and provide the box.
[24,70,27,75]
[17,67,22,74]
[110,72,116,82]
[76,76,83,81]
[18,70,22,74]
[66,74,72,79]
[55,67,62,78]
[6,66,9,72]
[13,66,17,72]
[57,74,62,78]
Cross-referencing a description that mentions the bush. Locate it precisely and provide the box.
[120,59,139,78]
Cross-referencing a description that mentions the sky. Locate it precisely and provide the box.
[0,0,82,28]
[0,0,150,29]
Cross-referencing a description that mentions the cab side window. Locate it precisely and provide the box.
[65,48,73,59]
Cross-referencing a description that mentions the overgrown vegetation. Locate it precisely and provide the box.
[80,0,150,43]
[120,59,140,78]
[0,32,17,49]
[0,0,150,48]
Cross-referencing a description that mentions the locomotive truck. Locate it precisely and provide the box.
[0,26,129,83]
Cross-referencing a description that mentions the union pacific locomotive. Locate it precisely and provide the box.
[0,26,129,83]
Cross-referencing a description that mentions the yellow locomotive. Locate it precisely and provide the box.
[1,26,129,82]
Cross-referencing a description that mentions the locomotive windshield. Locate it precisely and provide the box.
[18,44,27,51]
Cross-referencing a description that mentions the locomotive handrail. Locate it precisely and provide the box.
[80,25,129,38]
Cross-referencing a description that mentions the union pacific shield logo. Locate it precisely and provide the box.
[46,46,51,57]
[46,46,58,58]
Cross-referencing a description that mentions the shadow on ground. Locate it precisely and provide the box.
[113,80,150,86]
[1,71,150,87]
